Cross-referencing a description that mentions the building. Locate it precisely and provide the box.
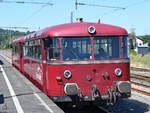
[135,37,149,54]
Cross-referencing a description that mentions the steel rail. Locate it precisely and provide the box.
[130,74,150,81]
[131,81,150,89]
[131,88,150,96]
[130,69,150,97]
[131,67,150,73]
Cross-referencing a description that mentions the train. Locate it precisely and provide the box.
[11,19,131,105]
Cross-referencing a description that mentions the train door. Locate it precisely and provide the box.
[19,43,23,72]
[16,43,20,69]
[41,38,48,94]
[42,37,62,95]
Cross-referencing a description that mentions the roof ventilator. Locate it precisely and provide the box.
[76,18,83,23]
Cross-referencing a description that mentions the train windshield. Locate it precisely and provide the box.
[62,37,92,60]
[93,36,120,59]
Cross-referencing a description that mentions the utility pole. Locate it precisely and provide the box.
[71,12,73,23]
[9,30,11,46]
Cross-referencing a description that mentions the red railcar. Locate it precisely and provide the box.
[12,21,131,105]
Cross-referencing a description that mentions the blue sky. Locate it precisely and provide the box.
[0,0,149,35]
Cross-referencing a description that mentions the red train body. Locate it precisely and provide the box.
[12,21,131,105]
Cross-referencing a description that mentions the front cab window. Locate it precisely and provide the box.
[94,36,120,60]
[62,37,92,61]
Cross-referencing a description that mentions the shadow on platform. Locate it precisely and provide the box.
[4,91,42,99]
[104,98,150,113]
[57,98,150,113]
[0,60,4,65]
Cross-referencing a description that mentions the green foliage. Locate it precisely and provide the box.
[0,29,33,49]
[141,35,150,51]
[128,28,136,39]
[141,35,150,41]
[130,52,150,68]
[128,32,136,39]
[129,49,137,55]
[148,41,150,51]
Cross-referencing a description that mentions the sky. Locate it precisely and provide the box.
[0,0,150,35]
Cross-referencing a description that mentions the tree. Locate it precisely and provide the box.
[148,40,150,52]
[128,28,136,39]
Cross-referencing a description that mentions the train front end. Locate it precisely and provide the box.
[45,22,131,105]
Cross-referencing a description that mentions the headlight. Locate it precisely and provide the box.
[64,83,78,95]
[64,70,72,79]
[117,81,131,93]
[115,68,122,77]
[88,26,96,34]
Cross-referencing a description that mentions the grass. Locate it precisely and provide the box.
[130,50,150,69]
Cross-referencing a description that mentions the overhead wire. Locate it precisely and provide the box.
[75,0,125,10]
[102,0,150,16]
[74,0,125,21]
[82,0,150,21]
[17,0,53,27]
[0,0,54,31]
[22,4,49,24]
[125,0,149,8]
[0,0,53,5]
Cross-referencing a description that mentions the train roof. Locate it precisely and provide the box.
[12,36,24,43]
[18,22,128,42]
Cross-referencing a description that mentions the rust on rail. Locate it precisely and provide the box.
[131,67,150,73]
[130,74,150,81]
[130,81,150,89]
[131,88,150,96]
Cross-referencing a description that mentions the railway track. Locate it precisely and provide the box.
[131,67,150,73]
[130,67,150,97]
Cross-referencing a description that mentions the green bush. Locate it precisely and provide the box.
[130,51,150,68]
[129,49,137,55]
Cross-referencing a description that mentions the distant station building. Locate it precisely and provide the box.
[135,37,149,54]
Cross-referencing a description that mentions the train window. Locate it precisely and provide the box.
[94,37,120,59]
[44,38,60,61]
[23,40,41,59]
[122,36,129,59]
[23,42,29,57]
[15,45,18,54]
[32,40,41,59]
[12,44,18,54]
[62,37,92,60]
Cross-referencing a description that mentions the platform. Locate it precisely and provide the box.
[0,53,64,113]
